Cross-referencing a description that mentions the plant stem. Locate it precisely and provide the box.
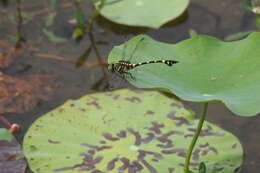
[183,102,208,173]
[15,0,25,48]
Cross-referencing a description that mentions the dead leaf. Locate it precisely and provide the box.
[0,44,23,70]
[0,74,53,114]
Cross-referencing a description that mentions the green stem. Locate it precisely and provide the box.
[183,102,208,173]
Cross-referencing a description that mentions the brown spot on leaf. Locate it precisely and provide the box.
[152,159,159,162]
[156,141,173,149]
[199,142,209,148]
[102,133,119,141]
[167,112,190,126]
[48,139,61,144]
[81,143,112,151]
[105,93,120,100]
[125,96,141,103]
[91,170,103,173]
[184,134,193,138]
[87,150,95,155]
[192,149,200,160]
[117,130,127,138]
[232,143,237,149]
[106,158,118,170]
[137,150,146,161]
[161,130,184,137]
[86,101,102,109]
[118,157,130,171]
[213,167,224,172]
[145,110,155,115]
[138,150,163,160]
[55,153,103,172]
[58,108,64,112]
[131,161,143,172]
[80,108,86,112]
[149,121,164,134]
[168,168,174,173]
[99,140,106,144]
[170,103,181,108]
[208,146,218,154]
[141,133,155,144]
[187,125,225,137]
[140,159,158,173]
[127,128,141,146]
[161,148,186,157]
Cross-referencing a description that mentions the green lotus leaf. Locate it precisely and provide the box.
[23,89,242,173]
[97,0,189,28]
[108,33,260,116]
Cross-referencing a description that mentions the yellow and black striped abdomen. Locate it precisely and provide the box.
[132,60,178,68]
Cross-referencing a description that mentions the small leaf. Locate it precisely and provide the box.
[42,28,67,43]
[45,12,56,26]
[74,3,86,29]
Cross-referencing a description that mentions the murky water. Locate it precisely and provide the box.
[0,0,259,172]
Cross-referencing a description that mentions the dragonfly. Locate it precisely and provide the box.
[109,37,179,78]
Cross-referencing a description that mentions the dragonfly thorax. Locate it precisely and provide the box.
[111,61,134,74]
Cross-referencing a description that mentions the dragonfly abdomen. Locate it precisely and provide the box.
[131,60,178,68]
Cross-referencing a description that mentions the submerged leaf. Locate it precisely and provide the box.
[23,89,243,173]
[0,74,53,114]
[45,13,56,26]
[42,28,67,43]
[108,33,260,116]
[74,3,86,29]
[0,43,23,70]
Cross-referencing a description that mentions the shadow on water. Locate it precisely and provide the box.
[0,0,259,173]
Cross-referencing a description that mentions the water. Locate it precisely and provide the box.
[0,0,259,172]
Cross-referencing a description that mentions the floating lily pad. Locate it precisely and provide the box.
[108,33,260,116]
[23,89,242,173]
[0,128,26,173]
[97,0,189,28]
